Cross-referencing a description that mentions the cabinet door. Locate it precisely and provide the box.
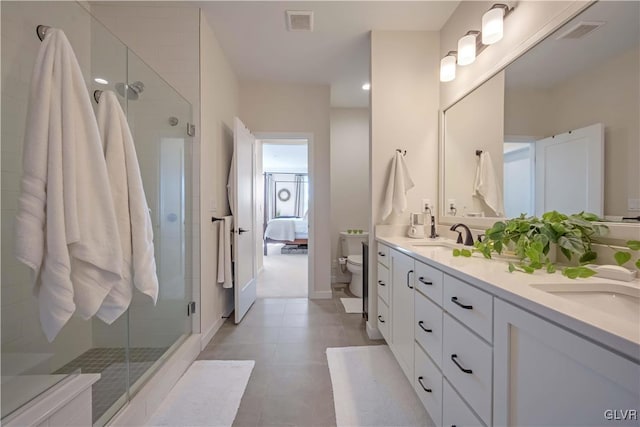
[494,299,640,427]
[390,249,415,381]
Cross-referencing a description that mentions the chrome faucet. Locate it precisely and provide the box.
[429,215,438,239]
[450,223,474,246]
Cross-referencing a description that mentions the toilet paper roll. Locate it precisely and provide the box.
[338,257,347,265]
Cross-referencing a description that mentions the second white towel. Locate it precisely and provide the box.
[382,151,415,220]
[217,216,234,289]
[95,90,159,323]
[473,151,504,217]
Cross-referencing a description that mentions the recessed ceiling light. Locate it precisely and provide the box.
[362,83,371,91]
[94,77,109,85]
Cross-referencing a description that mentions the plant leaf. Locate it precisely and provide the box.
[627,240,640,251]
[546,263,556,274]
[636,259,640,269]
[453,249,461,257]
[508,262,516,273]
[461,249,472,257]
[614,251,631,266]
[520,265,535,274]
[579,251,597,264]
[563,266,597,279]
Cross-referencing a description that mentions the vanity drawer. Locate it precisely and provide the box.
[377,244,389,267]
[443,274,493,343]
[443,379,484,427]
[414,261,443,306]
[414,291,443,368]
[443,314,492,426]
[377,297,391,342]
[377,263,390,304]
[414,343,443,426]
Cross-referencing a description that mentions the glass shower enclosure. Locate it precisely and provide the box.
[1,2,195,425]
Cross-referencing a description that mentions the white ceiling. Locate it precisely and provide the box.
[197,1,459,107]
[506,1,640,90]
[262,141,308,173]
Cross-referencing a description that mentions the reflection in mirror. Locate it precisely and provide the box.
[443,1,639,222]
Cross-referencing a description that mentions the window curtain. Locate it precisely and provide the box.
[264,173,275,222]
[294,174,306,218]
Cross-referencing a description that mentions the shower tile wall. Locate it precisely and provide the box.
[1,1,94,375]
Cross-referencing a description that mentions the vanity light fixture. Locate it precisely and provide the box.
[362,82,371,91]
[440,51,457,82]
[457,31,480,66]
[482,4,513,45]
[94,77,109,85]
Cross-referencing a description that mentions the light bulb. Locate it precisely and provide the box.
[94,77,109,85]
[457,34,477,66]
[362,83,371,91]
[440,54,456,82]
[482,7,504,45]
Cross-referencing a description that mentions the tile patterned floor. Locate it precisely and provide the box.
[198,285,385,427]
[54,347,167,423]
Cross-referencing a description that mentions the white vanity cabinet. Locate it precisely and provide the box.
[376,244,392,343]
[494,299,640,427]
[390,249,416,381]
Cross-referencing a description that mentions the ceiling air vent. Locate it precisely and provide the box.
[556,21,605,40]
[286,10,314,32]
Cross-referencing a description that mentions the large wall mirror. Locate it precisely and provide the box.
[442,1,639,225]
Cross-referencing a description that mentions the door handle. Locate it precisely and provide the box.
[378,280,386,287]
[418,321,432,333]
[451,354,473,374]
[418,277,432,286]
[378,315,385,323]
[238,228,250,234]
[407,270,414,289]
[451,296,473,310]
[417,376,432,393]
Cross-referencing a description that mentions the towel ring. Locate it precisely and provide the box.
[36,25,51,42]
[475,150,483,156]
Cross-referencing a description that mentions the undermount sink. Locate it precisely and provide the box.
[410,239,459,249]
[531,282,640,324]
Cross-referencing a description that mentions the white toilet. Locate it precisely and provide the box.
[339,231,369,297]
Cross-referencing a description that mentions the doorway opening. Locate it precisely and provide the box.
[255,139,310,298]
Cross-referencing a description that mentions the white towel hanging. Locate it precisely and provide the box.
[382,151,415,220]
[95,90,159,324]
[14,28,122,341]
[217,216,234,289]
[473,151,504,217]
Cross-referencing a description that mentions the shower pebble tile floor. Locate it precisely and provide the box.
[54,347,167,423]
[197,285,384,427]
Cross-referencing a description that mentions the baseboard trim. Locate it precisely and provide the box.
[309,290,332,299]
[109,334,200,426]
[201,316,226,350]
[366,321,383,340]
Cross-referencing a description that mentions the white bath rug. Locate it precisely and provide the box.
[327,346,432,427]
[148,360,254,427]
[340,297,363,313]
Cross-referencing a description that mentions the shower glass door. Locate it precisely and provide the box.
[123,49,193,397]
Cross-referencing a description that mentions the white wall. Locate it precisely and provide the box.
[369,30,440,331]
[330,108,370,283]
[1,1,94,372]
[239,81,332,298]
[199,12,238,343]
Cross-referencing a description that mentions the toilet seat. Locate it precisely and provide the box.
[347,255,362,266]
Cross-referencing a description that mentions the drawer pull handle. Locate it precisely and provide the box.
[407,270,414,289]
[451,354,473,374]
[378,280,386,287]
[378,252,386,257]
[378,315,385,323]
[451,296,473,310]
[418,277,432,285]
[418,321,432,333]
[417,376,432,393]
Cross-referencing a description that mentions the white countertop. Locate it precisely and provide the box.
[376,234,640,362]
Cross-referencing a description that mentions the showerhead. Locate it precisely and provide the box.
[116,81,144,100]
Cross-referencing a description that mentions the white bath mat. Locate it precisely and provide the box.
[148,360,254,427]
[340,297,363,313]
[327,346,431,427]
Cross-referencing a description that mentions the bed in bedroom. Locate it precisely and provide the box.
[263,217,308,255]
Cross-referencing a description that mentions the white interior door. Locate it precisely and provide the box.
[535,123,604,216]
[233,117,257,323]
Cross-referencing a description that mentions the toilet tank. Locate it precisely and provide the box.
[339,231,369,257]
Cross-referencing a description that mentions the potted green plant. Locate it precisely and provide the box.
[454,211,640,278]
